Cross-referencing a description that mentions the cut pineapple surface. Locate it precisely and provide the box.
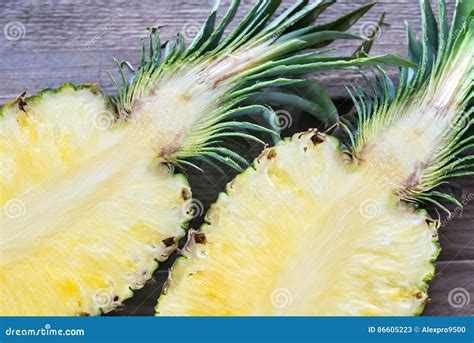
[157,132,439,316]
[0,0,411,315]
[157,0,471,316]
[0,85,189,315]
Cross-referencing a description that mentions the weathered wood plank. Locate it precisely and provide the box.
[437,180,474,262]
[0,0,456,102]
[423,261,474,316]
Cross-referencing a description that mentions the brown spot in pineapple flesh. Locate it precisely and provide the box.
[414,291,428,305]
[310,131,325,145]
[162,237,176,247]
[356,142,375,162]
[267,149,277,159]
[158,136,183,156]
[425,217,440,230]
[181,187,191,200]
[179,92,192,102]
[181,229,207,256]
[131,90,190,157]
[403,161,427,188]
[158,145,180,157]
[161,239,179,258]
[397,161,428,198]
[194,232,206,244]
[131,97,147,111]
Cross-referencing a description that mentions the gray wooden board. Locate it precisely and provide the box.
[0,0,472,315]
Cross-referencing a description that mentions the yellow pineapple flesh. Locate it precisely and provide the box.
[0,85,189,315]
[156,132,439,316]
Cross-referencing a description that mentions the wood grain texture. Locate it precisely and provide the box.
[1,0,472,316]
[0,0,449,102]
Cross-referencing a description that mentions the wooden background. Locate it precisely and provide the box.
[1,0,472,316]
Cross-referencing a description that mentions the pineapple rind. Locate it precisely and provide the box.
[0,84,190,315]
[156,131,439,316]
[0,83,104,116]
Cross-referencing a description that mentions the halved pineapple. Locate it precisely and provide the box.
[156,0,473,316]
[0,0,411,315]
[0,85,189,315]
[156,132,439,315]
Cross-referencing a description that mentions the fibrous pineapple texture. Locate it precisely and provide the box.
[0,0,409,315]
[156,0,473,315]
[157,132,439,315]
[0,85,189,315]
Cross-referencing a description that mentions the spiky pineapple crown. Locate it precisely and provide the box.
[110,0,413,172]
[341,0,473,213]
